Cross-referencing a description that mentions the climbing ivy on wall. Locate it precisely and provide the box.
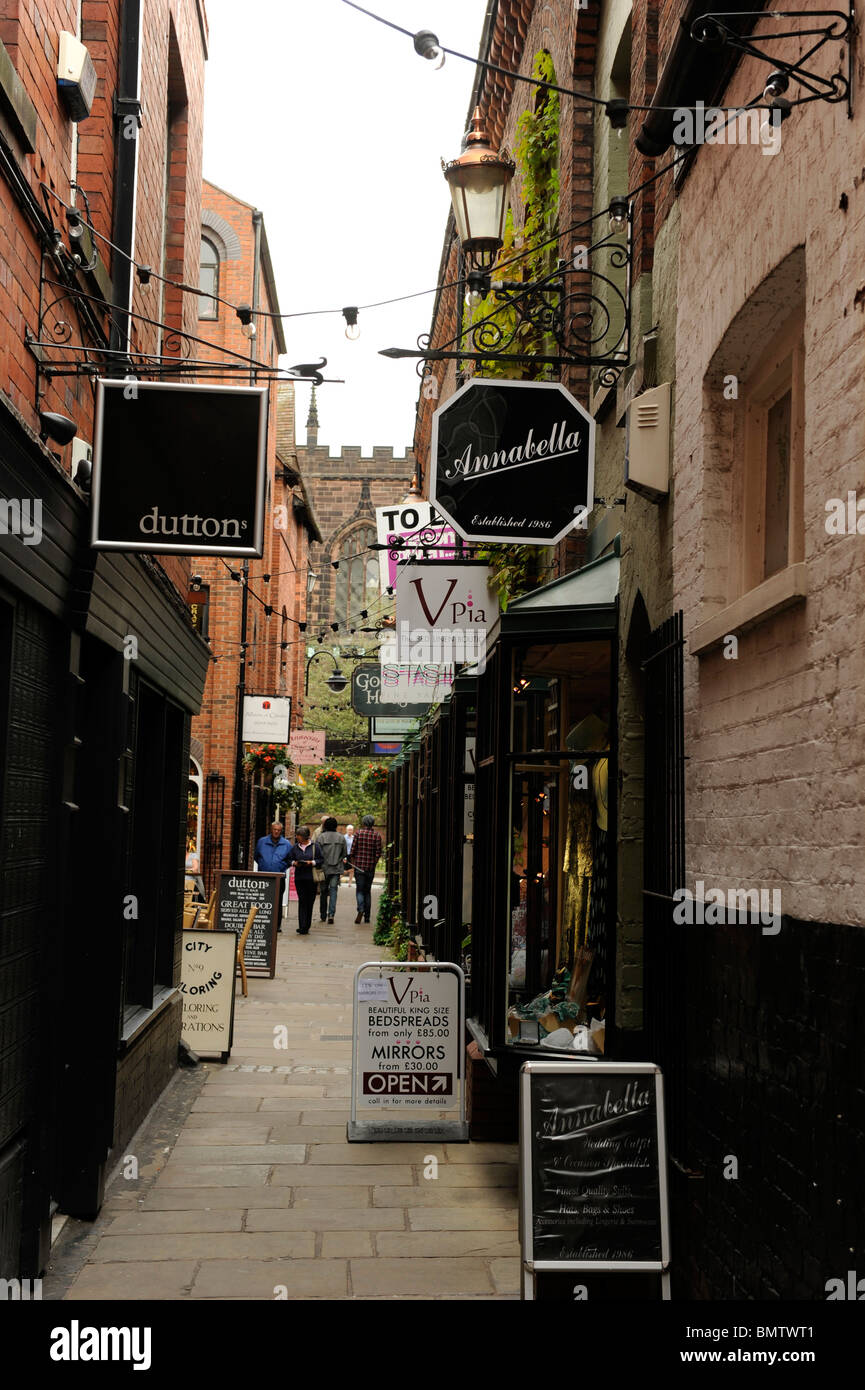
[471,49,561,609]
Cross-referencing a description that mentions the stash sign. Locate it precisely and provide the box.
[431,378,595,545]
[349,963,467,1142]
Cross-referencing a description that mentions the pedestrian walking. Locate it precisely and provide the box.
[344,824,355,881]
[312,814,329,921]
[254,821,292,932]
[289,826,322,935]
[317,817,347,923]
[347,814,383,924]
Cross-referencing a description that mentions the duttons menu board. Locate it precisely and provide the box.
[216,871,280,978]
[520,1062,669,1269]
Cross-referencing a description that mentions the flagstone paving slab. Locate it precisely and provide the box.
[65,1262,198,1300]
[407,1207,519,1230]
[191,1259,348,1300]
[268,1164,415,1187]
[156,1164,272,1186]
[89,1232,317,1261]
[349,1258,494,1298]
[245,1208,405,1232]
[105,1211,246,1235]
[372,1185,516,1207]
[165,1145,307,1165]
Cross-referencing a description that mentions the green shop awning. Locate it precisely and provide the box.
[487,542,620,647]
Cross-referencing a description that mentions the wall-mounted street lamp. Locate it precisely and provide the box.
[380,106,633,381]
[305,648,347,696]
[442,107,515,272]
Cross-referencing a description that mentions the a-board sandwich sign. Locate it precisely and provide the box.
[91,379,268,556]
[216,871,280,979]
[180,928,237,1061]
[348,962,468,1143]
[519,1061,670,1300]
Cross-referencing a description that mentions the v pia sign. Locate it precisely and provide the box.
[430,377,595,545]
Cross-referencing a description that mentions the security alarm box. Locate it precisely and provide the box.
[57,32,97,122]
[625,382,671,500]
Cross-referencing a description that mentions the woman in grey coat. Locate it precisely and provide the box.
[317,817,347,923]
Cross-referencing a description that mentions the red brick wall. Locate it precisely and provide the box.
[0,0,207,601]
[190,184,312,872]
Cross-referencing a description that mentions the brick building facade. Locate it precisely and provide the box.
[189,184,320,882]
[394,0,864,1299]
[0,1,211,1278]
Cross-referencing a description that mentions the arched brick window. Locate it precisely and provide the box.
[199,235,220,319]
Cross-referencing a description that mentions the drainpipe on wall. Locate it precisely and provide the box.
[230,210,264,866]
[109,0,143,353]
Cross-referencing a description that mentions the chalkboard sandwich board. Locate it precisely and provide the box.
[520,1062,670,1276]
[216,871,280,979]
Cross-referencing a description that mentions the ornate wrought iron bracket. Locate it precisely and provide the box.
[25,259,336,400]
[692,7,855,118]
[381,216,633,388]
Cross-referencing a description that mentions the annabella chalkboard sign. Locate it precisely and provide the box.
[430,378,595,546]
[519,1061,670,1273]
[216,871,280,979]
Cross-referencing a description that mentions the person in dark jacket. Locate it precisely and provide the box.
[289,826,322,935]
[317,817,347,923]
[347,815,383,924]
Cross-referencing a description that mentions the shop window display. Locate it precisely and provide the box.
[506,642,611,1054]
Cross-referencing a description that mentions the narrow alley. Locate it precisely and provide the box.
[44,889,519,1302]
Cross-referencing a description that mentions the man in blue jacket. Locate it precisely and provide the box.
[254,822,292,932]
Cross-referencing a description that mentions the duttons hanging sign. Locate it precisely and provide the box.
[91,379,268,556]
[431,378,595,545]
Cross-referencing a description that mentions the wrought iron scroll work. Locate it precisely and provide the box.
[389,220,633,383]
[691,8,854,117]
[26,268,332,393]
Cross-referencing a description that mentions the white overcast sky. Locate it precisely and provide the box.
[202,0,489,454]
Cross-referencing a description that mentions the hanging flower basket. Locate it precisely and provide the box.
[361,763,389,796]
[275,784,304,816]
[314,766,344,796]
[244,743,292,776]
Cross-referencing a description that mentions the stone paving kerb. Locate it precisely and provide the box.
[44,883,520,1301]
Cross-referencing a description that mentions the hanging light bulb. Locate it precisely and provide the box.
[342,306,360,341]
[464,268,489,313]
[413,29,445,69]
[608,197,629,235]
[236,304,256,339]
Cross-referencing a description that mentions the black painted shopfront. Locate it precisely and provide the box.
[0,404,209,1278]
[386,549,623,1137]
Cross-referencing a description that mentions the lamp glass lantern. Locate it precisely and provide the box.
[443,107,515,270]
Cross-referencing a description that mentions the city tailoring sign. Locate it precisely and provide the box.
[349,963,467,1142]
[430,377,595,545]
[180,929,237,1060]
[91,379,268,556]
[289,729,326,764]
[242,695,291,743]
[375,500,458,592]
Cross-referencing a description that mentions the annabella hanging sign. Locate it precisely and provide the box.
[90,379,268,556]
[430,378,595,545]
